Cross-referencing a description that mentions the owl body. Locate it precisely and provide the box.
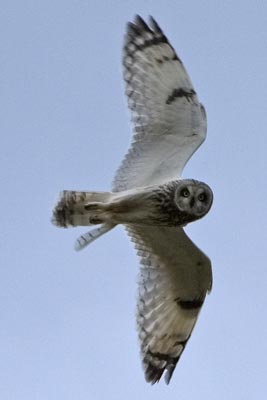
[53,179,212,229]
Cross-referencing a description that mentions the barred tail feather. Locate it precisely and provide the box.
[52,190,113,228]
[74,223,116,251]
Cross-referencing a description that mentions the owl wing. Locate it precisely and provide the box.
[112,16,207,192]
[127,224,212,384]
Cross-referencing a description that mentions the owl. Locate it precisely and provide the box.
[52,16,213,384]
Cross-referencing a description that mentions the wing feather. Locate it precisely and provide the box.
[113,16,207,192]
[127,224,212,383]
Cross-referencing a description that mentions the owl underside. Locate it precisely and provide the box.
[52,180,208,230]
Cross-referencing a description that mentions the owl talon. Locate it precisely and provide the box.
[89,216,103,224]
[84,203,100,211]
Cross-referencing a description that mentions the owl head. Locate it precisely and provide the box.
[174,179,213,220]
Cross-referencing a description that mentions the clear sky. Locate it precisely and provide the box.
[2,1,267,399]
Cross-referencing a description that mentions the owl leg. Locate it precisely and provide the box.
[82,202,109,224]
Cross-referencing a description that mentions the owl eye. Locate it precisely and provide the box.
[181,188,190,197]
[198,193,206,202]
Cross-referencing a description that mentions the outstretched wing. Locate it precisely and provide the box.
[127,225,212,384]
[113,16,207,192]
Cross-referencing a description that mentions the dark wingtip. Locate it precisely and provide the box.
[143,349,181,384]
[128,15,161,34]
[145,363,175,385]
[145,365,164,384]
[126,21,140,36]
[136,15,152,32]
[149,16,163,33]
[164,364,176,384]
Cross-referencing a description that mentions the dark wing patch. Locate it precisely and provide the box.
[166,88,196,105]
[175,298,204,310]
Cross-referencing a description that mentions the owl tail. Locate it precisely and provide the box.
[52,190,116,251]
[52,190,114,228]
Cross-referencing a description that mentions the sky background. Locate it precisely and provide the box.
[2,1,267,399]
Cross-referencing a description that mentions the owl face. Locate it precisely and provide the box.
[174,180,213,218]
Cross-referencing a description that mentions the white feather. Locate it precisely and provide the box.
[74,223,115,251]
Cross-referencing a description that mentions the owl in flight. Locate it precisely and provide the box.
[52,16,213,384]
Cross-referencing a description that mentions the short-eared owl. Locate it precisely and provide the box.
[52,16,213,384]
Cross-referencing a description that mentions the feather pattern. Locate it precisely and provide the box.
[113,15,207,192]
[127,225,212,383]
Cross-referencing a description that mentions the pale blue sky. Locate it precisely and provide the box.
[2,1,267,399]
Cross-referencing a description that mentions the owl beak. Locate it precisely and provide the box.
[190,198,195,208]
